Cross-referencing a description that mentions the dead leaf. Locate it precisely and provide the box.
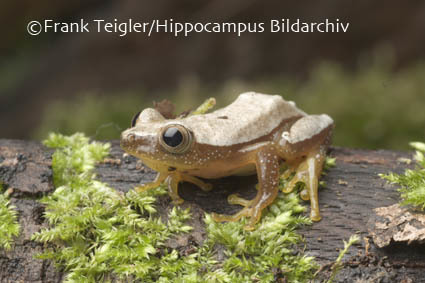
[367,204,425,248]
[153,99,176,119]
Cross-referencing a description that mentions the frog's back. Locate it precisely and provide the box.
[182,92,305,146]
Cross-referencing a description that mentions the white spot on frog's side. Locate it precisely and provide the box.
[238,142,270,153]
[177,92,306,146]
[287,114,333,144]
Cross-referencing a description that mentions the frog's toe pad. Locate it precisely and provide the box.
[310,211,321,222]
[300,188,310,200]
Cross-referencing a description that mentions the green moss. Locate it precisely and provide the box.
[380,141,425,209]
[203,193,317,282]
[33,133,318,282]
[0,183,20,250]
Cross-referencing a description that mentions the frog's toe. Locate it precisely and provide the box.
[280,169,295,180]
[135,185,149,193]
[171,198,185,205]
[244,208,262,230]
[228,194,253,207]
[211,207,252,223]
[300,188,310,201]
[135,184,157,193]
[180,175,214,192]
[310,209,321,221]
[199,182,213,192]
[282,177,299,193]
[243,223,256,231]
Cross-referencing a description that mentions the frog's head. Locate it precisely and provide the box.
[120,108,194,163]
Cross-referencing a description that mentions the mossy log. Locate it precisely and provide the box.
[1,139,425,282]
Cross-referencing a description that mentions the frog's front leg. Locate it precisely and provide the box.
[135,171,168,193]
[212,148,280,230]
[166,174,185,204]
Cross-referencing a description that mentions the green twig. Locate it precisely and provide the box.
[326,235,359,283]
[189,97,216,116]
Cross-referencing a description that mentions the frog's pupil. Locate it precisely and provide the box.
[163,127,183,147]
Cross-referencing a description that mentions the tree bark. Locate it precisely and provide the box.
[0,139,424,282]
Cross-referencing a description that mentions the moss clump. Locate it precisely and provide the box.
[203,193,317,282]
[0,183,20,250]
[33,133,318,282]
[380,141,425,209]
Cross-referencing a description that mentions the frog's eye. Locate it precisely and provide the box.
[159,124,192,154]
[131,111,141,127]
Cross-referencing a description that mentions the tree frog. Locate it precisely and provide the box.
[121,92,334,230]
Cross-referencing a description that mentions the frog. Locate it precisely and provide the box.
[120,92,334,230]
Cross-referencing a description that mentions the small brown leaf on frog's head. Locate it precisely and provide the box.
[153,99,176,119]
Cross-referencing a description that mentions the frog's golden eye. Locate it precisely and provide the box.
[159,124,192,154]
[131,111,141,127]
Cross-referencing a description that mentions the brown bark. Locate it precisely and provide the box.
[0,139,424,282]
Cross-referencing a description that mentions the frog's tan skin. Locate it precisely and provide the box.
[121,92,334,230]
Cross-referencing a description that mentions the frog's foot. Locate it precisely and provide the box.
[282,169,309,197]
[280,168,295,180]
[228,194,254,207]
[212,193,257,230]
[211,206,258,230]
[281,168,300,193]
[180,174,213,192]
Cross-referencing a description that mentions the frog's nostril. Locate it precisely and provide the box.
[127,133,136,142]
[121,131,136,144]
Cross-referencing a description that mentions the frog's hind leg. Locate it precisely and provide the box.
[278,114,333,221]
[212,149,280,230]
[287,150,326,221]
[135,172,168,193]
